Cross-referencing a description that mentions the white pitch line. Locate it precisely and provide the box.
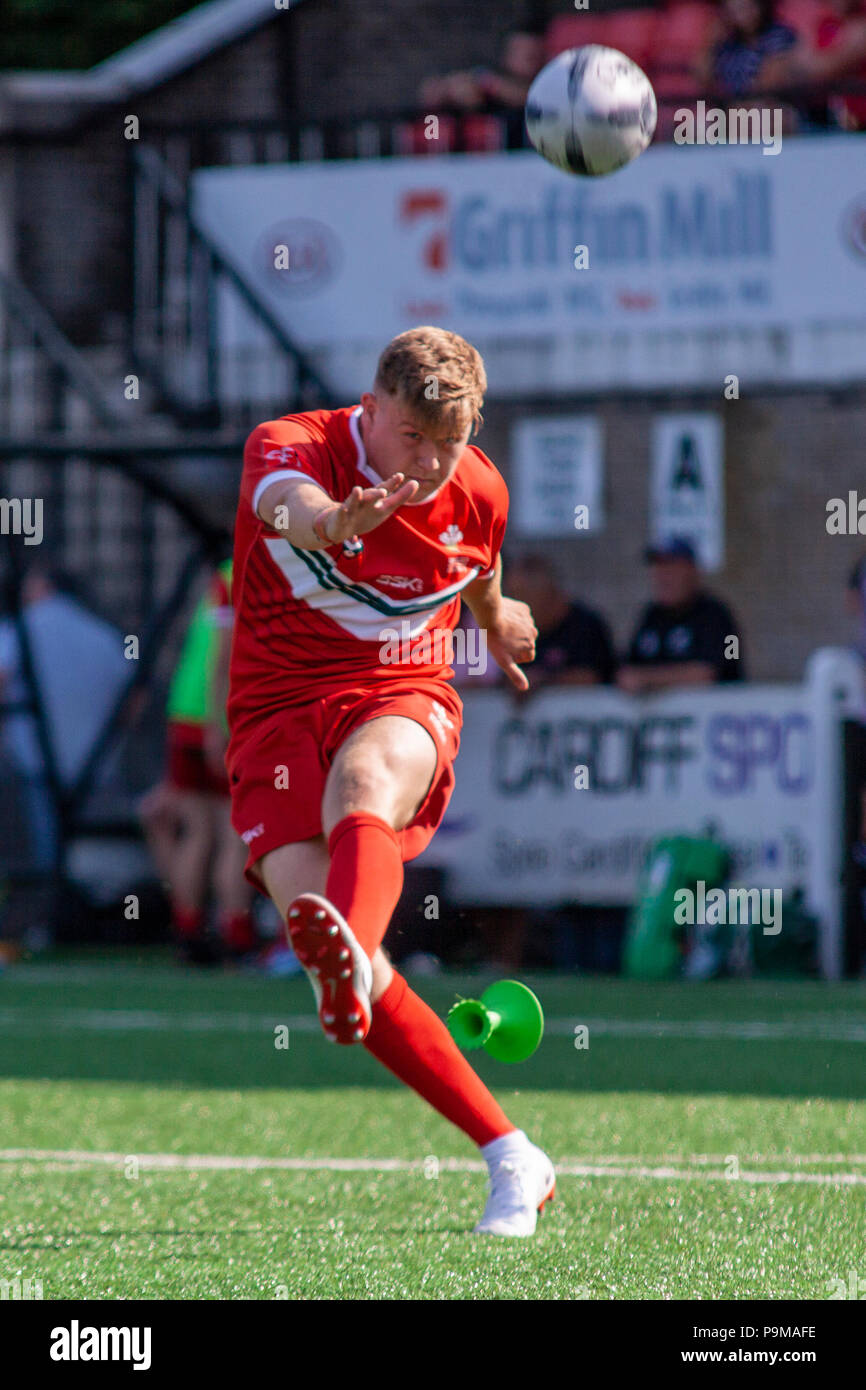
[0,1008,316,1034]
[575,1153,866,1166]
[559,1018,866,1042]
[0,1149,865,1186]
[1,1006,866,1043]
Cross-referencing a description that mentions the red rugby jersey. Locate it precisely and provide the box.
[227,404,508,739]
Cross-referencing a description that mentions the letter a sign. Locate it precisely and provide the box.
[649,414,724,570]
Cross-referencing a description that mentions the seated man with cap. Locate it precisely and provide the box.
[617,537,745,693]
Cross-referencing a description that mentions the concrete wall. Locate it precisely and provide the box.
[288,0,529,121]
[478,390,866,682]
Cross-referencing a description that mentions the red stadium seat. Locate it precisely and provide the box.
[648,2,716,97]
[461,114,507,152]
[601,10,661,68]
[546,14,618,58]
[395,115,505,157]
[394,116,458,156]
[547,8,683,77]
[777,0,824,42]
[655,0,717,59]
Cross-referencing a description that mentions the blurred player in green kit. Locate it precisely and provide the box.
[140,560,256,963]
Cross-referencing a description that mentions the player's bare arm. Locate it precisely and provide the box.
[463,554,538,692]
[256,470,420,548]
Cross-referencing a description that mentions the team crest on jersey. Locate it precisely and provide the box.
[264,445,299,464]
[438,524,464,547]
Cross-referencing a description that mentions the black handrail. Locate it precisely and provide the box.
[139,89,866,141]
[0,270,122,432]
[131,144,333,427]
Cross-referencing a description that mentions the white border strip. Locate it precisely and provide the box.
[1,1149,865,1186]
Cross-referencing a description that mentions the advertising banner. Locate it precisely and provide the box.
[192,137,866,390]
[419,650,864,976]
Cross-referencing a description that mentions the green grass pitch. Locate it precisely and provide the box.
[1,953,865,1300]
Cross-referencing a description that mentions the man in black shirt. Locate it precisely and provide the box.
[504,551,616,690]
[618,538,744,692]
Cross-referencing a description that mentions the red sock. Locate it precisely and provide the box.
[172,905,204,941]
[220,910,257,953]
[326,813,404,958]
[364,972,516,1147]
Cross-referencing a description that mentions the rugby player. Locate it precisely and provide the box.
[227,327,555,1235]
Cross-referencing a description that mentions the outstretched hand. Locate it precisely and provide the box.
[323,474,419,545]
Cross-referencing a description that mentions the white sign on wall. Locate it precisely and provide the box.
[650,413,724,569]
[510,416,604,536]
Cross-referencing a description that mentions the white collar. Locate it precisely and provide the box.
[349,405,446,507]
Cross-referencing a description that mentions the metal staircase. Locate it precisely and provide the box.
[130,144,332,430]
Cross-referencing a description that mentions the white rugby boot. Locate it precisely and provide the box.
[474,1132,556,1237]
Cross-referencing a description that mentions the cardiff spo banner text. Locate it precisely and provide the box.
[418,650,863,978]
[192,136,866,389]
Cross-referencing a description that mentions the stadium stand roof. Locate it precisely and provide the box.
[0,0,299,129]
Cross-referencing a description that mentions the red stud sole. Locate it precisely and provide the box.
[287,896,371,1045]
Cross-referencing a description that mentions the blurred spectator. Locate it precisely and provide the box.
[419,27,545,112]
[847,554,866,663]
[617,538,745,692]
[139,561,257,967]
[0,566,128,873]
[503,551,616,694]
[695,0,798,95]
[762,0,866,128]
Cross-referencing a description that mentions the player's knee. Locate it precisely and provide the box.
[323,760,400,831]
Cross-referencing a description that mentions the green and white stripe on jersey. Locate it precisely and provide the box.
[263,537,481,641]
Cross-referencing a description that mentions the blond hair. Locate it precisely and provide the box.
[374,326,486,434]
